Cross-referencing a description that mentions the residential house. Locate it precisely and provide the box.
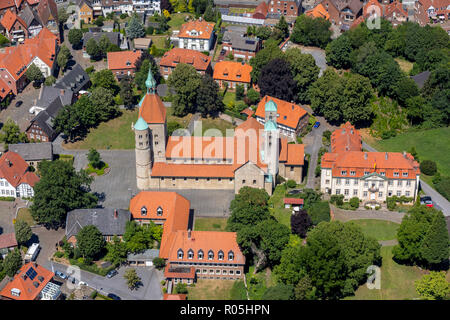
[255,95,309,138]
[222,30,261,60]
[420,0,449,21]
[0,78,12,104]
[18,5,42,38]
[77,0,94,24]
[0,151,40,198]
[0,233,17,259]
[30,85,74,115]
[384,0,409,27]
[213,61,252,91]
[107,49,142,80]
[132,0,161,15]
[320,122,421,205]
[284,197,304,209]
[0,262,61,300]
[8,142,53,168]
[0,9,28,42]
[159,48,212,80]
[54,63,90,95]
[133,37,152,50]
[25,97,63,142]
[65,208,131,244]
[253,1,269,19]
[101,0,134,16]
[316,0,363,31]
[306,3,331,19]
[0,0,18,21]
[82,31,127,57]
[267,0,302,18]
[176,19,215,52]
[36,0,59,37]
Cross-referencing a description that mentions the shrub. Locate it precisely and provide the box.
[90,291,98,299]
[85,66,95,74]
[330,195,344,206]
[54,251,64,258]
[349,197,360,209]
[434,176,450,201]
[153,257,166,269]
[175,283,188,294]
[314,165,321,177]
[420,160,437,176]
[120,13,128,19]
[308,201,330,225]
[386,197,397,210]
[286,179,296,188]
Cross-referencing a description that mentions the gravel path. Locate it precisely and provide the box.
[332,205,405,224]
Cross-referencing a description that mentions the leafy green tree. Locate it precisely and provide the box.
[124,268,141,290]
[87,148,102,169]
[255,26,272,40]
[14,221,32,246]
[30,160,98,228]
[294,275,317,300]
[44,76,56,86]
[167,63,201,116]
[261,283,294,300]
[235,84,244,101]
[134,52,161,90]
[415,271,450,300]
[245,88,260,105]
[126,13,145,40]
[57,45,71,72]
[275,15,289,40]
[105,236,128,266]
[90,86,119,121]
[58,7,70,25]
[249,41,283,83]
[2,249,22,277]
[258,58,296,102]
[254,219,291,267]
[25,63,44,85]
[76,225,106,260]
[341,73,373,125]
[291,15,332,49]
[0,119,29,148]
[420,160,437,176]
[86,38,102,60]
[196,74,224,117]
[68,29,83,49]
[325,35,352,69]
[420,212,450,268]
[349,197,360,209]
[153,257,166,269]
[203,4,215,22]
[394,77,419,107]
[91,69,119,94]
[273,245,308,286]
[98,35,112,57]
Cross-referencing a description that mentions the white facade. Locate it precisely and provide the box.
[256,116,296,139]
[29,56,52,78]
[178,36,214,51]
[0,178,35,198]
[102,3,134,15]
[133,0,161,14]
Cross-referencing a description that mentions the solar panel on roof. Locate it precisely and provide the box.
[26,267,37,280]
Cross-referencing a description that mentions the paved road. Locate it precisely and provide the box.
[48,261,163,300]
[362,142,450,216]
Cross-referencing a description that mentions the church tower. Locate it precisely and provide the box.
[263,99,279,186]
[133,116,151,190]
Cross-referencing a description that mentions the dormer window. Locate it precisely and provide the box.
[208,250,214,260]
[198,250,204,260]
[364,171,370,175]
[341,170,347,176]
[402,172,408,177]
[350,171,356,176]
[218,250,224,261]
[177,249,184,259]
[228,251,234,261]
[188,249,194,259]
[141,206,147,216]
[394,172,399,177]
[157,206,163,216]
[380,172,385,176]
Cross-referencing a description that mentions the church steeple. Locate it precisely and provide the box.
[145,67,156,94]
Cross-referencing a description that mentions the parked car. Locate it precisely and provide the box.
[420,196,433,208]
[313,121,320,128]
[55,271,67,279]
[78,281,87,286]
[106,269,118,278]
[107,293,121,300]
[15,100,23,108]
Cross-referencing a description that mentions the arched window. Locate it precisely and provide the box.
[218,250,224,261]
[141,206,147,216]
[157,206,163,216]
[228,251,234,261]
[208,250,214,260]
[198,250,204,260]
[188,249,194,259]
[177,249,184,259]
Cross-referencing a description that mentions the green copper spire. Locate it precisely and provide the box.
[265,99,277,112]
[264,120,277,131]
[145,66,156,93]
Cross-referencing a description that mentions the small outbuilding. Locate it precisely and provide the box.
[127,249,160,267]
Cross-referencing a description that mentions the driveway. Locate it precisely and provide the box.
[33,225,66,266]
[284,43,327,76]
[0,201,16,235]
[49,261,163,300]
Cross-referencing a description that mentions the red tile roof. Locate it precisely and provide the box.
[160,48,211,72]
[107,50,141,71]
[164,264,196,279]
[213,61,252,84]
[0,233,17,249]
[0,262,54,300]
[331,122,362,153]
[0,78,12,100]
[253,1,268,19]
[363,0,383,18]
[284,198,304,205]
[178,20,215,40]
[287,143,304,165]
[0,9,26,31]
[139,93,166,124]
[306,3,330,19]
[0,151,40,188]
[163,293,187,300]
[240,108,254,118]
[255,95,308,130]
[0,0,16,10]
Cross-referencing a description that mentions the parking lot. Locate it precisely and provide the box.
[0,201,16,235]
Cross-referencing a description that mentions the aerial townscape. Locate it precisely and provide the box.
[0,0,448,304]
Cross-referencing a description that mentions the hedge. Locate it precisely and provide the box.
[308,201,330,225]
[0,197,15,201]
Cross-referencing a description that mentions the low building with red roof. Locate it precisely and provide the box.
[107,50,141,80]
[0,9,28,42]
[284,198,304,209]
[0,151,40,198]
[255,95,309,139]
[176,19,215,52]
[213,61,252,91]
[0,262,60,300]
[320,122,420,206]
[0,233,17,258]
[159,48,212,80]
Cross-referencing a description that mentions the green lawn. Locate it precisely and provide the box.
[188,279,237,300]
[197,117,236,137]
[367,127,450,177]
[148,35,166,48]
[346,246,427,300]
[168,13,194,31]
[194,217,228,231]
[346,219,399,241]
[268,185,291,229]
[16,208,36,226]
[395,58,414,74]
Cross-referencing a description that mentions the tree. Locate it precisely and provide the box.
[349,197,360,209]
[30,160,98,228]
[2,249,22,277]
[249,41,283,83]
[196,74,224,117]
[0,119,29,147]
[258,58,296,102]
[203,4,215,22]
[175,283,188,294]
[275,15,289,40]
[86,38,102,60]
[76,225,106,260]
[105,235,128,266]
[273,245,308,286]
[134,53,161,90]
[87,148,103,169]
[291,15,332,49]
[255,26,272,40]
[167,63,201,116]
[261,283,294,300]
[291,210,312,238]
[394,77,419,107]
[294,276,317,300]
[245,88,260,105]
[94,15,105,27]
[14,221,32,246]
[415,272,450,300]
[126,14,145,40]
[119,76,134,108]
[90,86,119,121]
[420,160,437,176]
[235,84,244,101]
[57,7,70,25]
[45,76,56,86]
[153,257,166,269]
[340,73,373,125]
[124,268,141,290]
[25,63,44,86]
[284,48,319,103]
[68,29,83,49]
[325,35,352,69]
[98,35,112,57]
[254,219,291,267]
[91,69,119,94]
[57,45,71,72]
[420,212,450,268]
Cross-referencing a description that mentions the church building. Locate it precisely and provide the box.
[133,68,305,195]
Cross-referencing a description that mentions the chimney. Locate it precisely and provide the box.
[403,151,407,158]
[187,229,191,239]
[114,209,118,219]
[385,152,388,160]
[60,89,64,96]
[364,152,368,160]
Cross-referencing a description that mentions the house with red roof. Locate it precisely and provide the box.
[107,50,141,80]
[0,151,40,198]
[160,48,212,80]
[320,122,420,206]
[0,9,28,42]
[213,61,253,91]
[176,18,215,52]
[0,233,17,258]
[0,262,61,300]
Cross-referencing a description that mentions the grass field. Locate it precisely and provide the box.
[366,127,450,177]
[198,117,236,137]
[194,217,228,231]
[268,185,291,229]
[168,13,194,31]
[395,58,414,74]
[346,219,399,241]
[347,246,428,300]
[187,279,237,300]
[16,208,36,226]
[148,35,166,48]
